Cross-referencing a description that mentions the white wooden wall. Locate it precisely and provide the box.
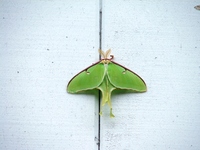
[0,1,200,150]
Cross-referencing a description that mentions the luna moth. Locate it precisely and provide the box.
[67,49,147,117]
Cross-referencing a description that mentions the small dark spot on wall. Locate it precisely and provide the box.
[47,49,49,51]
[194,5,200,10]
[17,71,19,73]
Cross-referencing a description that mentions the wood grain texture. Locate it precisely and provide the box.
[1,1,200,150]
[0,1,99,150]
[101,0,200,150]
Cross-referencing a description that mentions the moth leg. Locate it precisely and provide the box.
[99,111,102,116]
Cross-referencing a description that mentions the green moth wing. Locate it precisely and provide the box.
[67,62,106,93]
[67,49,147,117]
[107,61,147,92]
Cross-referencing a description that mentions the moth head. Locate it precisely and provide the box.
[99,49,114,60]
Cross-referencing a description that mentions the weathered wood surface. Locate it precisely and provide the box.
[0,1,200,150]
[0,1,99,149]
[101,0,200,150]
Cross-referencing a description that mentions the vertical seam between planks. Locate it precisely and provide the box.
[98,0,103,150]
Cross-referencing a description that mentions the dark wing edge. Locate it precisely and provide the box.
[110,60,147,91]
[67,60,102,87]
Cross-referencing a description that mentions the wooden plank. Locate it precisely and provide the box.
[0,1,99,149]
[100,0,200,149]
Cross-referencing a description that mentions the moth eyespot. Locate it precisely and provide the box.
[86,70,90,74]
[122,70,126,74]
